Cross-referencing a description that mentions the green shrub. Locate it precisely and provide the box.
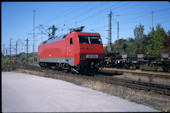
[1,60,16,71]
[20,55,26,61]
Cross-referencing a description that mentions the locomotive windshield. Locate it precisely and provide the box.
[79,36,102,44]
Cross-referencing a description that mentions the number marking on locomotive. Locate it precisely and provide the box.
[86,55,98,58]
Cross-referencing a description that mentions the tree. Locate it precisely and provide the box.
[112,24,167,56]
[145,24,167,55]
[140,35,152,53]
[134,24,145,53]
[134,24,144,40]
[126,38,138,54]
[113,39,127,55]
[152,24,167,55]
[103,46,109,55]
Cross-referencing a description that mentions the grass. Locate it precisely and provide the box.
[140,64,163,72]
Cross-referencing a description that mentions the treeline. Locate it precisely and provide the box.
[1,52,38,71]
[2,52,37,63]
[104,24,170,56]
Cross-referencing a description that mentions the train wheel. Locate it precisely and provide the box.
[46,63,52,69]
[39,63,43,68]
[66,64,71,73]
[39,62,46,68]
[93,67,99,73]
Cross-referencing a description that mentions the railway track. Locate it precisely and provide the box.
[12,61,170,96]
[100,68,170,79]
[95,74,170,95]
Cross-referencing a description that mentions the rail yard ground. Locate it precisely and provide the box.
[2,72,159,112]
[2,61,170,112]
[100,68,170,85]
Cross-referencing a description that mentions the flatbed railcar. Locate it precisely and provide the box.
[104,53,170,72]
[37,30,104,74]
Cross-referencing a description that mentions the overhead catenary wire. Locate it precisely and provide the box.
[66,2,133,32]
[111,19,170,41]
[63,2,107,24]
[114,2,146,15]
[4,2,170,54]
[77,4,170,31]
[43,2,95,27]
[120,12,170,25]
[117,8,170,24]
[81,2,146,31]
[66,2,125,28]
[7,2,132,42]
[41,2,81,25]
[15,2,89,43]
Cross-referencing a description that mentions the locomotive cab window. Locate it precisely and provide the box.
[70,38,73,45]
[79,36,89,44]
[90,36,102,44]
[78,36,102,44]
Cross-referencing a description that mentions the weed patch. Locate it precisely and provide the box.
[1,60,16,72]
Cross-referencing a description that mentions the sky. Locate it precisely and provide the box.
[1,1,170,55]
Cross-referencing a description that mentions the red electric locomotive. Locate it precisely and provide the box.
[37,27,104,74]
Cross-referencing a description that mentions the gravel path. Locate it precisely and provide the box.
[2,72,160,112]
